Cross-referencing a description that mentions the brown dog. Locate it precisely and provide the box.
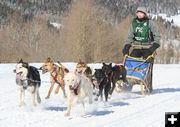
[40,57,69,99]
[75,60,92,77]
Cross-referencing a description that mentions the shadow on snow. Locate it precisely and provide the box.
[44,106,66,111]
[153,87,180,94]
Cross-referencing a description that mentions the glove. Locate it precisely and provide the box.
[143,49,153,59]
[149,43,160,53]
[122,44,131,56]
[143,43,160,59]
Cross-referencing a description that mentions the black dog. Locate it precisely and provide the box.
[92,68,111,102]
[102,63,128,95]
[14,59,41,106]
[111,65,129,93]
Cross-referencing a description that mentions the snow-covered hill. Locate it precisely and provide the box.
[151,13,180,27]
[161,14,180,27]
[0,63,180,127]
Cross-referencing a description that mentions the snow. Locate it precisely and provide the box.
[1,63,180,127]
[151,13,180,27]
[50,22,63,29]
[159,14,180,27]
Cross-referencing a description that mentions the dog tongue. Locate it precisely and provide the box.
[16,74,21,80]
[72,84,79,95]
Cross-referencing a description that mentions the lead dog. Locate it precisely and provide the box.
[14,59,41,107]
[40,57,69,99]
[64,72,93,116]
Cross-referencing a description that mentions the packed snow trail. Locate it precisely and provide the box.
[0,63,180,127]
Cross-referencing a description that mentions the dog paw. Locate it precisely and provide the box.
[19,102,25,107]
[54,90,59,94]
[89,99,93,104]
[37,98,41,104]
[64,112,70,116]
[89,101,93,104]
[94,98,98,101]
[55,87,60,94]
[63,93,67,98]
[45,96,50,99]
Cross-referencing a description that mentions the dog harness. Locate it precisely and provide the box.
[50,64,64,85]
[16,74,34,90]
[69,81,81,95]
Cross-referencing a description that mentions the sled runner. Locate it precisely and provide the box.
[123,54,154,95]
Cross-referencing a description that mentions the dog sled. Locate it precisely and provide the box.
[123,45,155,95]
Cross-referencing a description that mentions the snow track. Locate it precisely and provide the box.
[0,63,180,127]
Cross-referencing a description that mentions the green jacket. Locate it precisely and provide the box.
[126,18,161,45]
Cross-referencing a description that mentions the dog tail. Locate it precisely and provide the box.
[64,68,69,73]
[57,61,69,73]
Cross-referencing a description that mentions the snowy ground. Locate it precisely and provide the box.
[0,63,180,127]
[159,14,180,27]
[151,13,180,27]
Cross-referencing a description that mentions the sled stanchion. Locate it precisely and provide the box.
[140,82,144,95]
[122,54,128,65]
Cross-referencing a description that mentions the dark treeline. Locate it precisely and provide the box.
[0,0,179,24]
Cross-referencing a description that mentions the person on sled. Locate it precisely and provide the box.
[122,7,161,93]
[122,6,160,60]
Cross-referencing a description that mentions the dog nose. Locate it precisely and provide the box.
[69,85,73,90]
[13,69,16,73]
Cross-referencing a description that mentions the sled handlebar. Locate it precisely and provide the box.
[123,54,155,65]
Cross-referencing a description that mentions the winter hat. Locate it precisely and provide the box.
[136,7,147,15]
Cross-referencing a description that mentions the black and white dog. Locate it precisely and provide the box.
[14,59,41,107]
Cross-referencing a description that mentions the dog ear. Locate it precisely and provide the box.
[13,69,16,73]
[22,62,29,68]
[46,57,54,63]
[109,63,112,67]
[46,57,51,62]
[102,63,106,66]
[18,59,23,63]
[78,59,82,63]
[64,68,69,73]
